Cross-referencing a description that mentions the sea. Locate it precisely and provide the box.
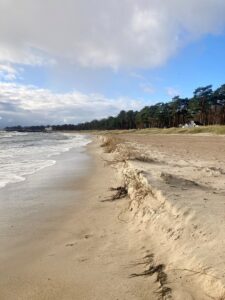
[0,131,91,190]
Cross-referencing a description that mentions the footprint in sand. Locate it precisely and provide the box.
[78,257,88,262]
[84,234,93,239]
[65,243,75,247]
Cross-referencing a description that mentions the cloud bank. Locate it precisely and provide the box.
[0,0,225,69]
[0,82,143,126]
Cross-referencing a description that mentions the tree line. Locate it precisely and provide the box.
[5,84,225,132]
[56,84,225,130]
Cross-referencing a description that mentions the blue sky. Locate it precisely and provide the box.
[1,0,225,127]
[14,34,225,99]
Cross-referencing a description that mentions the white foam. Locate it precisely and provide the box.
[0,132,91,189]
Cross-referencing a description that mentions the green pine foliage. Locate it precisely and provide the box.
[60,84,225,130]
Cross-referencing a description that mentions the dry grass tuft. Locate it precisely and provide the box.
[100,136,123,153]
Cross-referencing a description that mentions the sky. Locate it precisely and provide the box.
[1,0,225,127]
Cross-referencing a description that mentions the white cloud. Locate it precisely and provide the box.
[0,0,225,69]
[0,63,19,80]
[0,82,144,126]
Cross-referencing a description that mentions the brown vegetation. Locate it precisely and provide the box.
[100,136,123,153]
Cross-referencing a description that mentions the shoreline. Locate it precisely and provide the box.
[0,138,159,299]
[0,134,225,299]
[0,144,94,298]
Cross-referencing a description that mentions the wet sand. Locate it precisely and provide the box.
[0,140,159,299]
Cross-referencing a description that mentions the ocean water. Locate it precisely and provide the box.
[0,131,90,189]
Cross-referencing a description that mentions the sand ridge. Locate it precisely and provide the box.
[107,133,225,299]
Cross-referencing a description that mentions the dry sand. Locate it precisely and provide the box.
[114,133,225,299]
[0,133,225,300]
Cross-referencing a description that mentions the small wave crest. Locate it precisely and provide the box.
[0,131,28,139]
[0,132,90,189]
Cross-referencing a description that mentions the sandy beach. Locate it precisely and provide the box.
[107,133,225,299]
[2,1,225,299]
[0,138,160,300]
[0,133,225,299]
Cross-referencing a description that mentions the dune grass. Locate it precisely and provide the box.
[96,125,225,135]
[133,125,225,135]
[70,125,225,135]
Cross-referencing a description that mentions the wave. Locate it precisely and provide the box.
[0,132,91,189]
[0,131,28,139]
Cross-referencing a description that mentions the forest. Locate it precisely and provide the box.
[5,84,225,132]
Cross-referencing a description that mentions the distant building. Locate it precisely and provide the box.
[45,126,53,132]
[181,121,199,128]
